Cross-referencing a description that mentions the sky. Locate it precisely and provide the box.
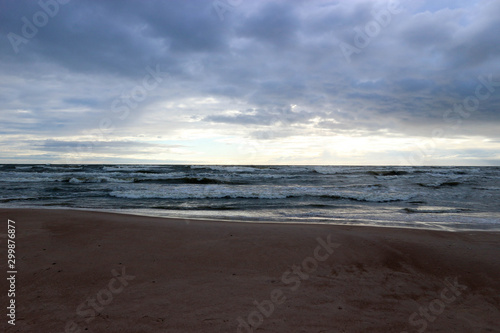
[1,0,499,165]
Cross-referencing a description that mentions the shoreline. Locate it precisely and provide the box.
[1,208,499,332]
[1,206,499,232]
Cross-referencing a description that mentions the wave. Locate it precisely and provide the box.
[102,165,171,173]
[367,170,409,176]
[321,193,414,202]
[14,166,33,170]
[417,181,462,188]
[0,196,39,202]
[151,204,238,210]
[67,175,227,184]
[311,166,364,175]
[189,165,259,173]
[67,177,136,184]
[472,186,500,191]
[0,171,189,183]
[133,177,242,185]
[8,165,83,172]
[0,173,232,185]
[108,185,415,202]
[403,207,472,214]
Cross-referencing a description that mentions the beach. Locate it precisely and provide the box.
[1,208,499,332]
[3,0,500,332]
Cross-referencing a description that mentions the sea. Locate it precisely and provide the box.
[1,164,499,231]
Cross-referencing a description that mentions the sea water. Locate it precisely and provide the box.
[1,164,499,231]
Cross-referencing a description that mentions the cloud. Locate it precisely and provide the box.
[0,0,499,164]
[33,139,184,152]
[204,105,319,126]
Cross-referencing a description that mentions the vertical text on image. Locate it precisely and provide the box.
[6,219,17,326]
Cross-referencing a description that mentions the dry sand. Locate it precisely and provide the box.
[0,208,499,332]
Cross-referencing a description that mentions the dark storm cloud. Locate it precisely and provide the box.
[235,1,301,47]
[0,0,499,162]
[0,0,228,76]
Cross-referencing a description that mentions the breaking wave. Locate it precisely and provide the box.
[109,185,415,202]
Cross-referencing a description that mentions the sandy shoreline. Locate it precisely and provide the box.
[1,208,499,332]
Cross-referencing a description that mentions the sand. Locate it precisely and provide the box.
[0,208,499,332]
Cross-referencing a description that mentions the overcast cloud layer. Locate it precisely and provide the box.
[1,0,499,165]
